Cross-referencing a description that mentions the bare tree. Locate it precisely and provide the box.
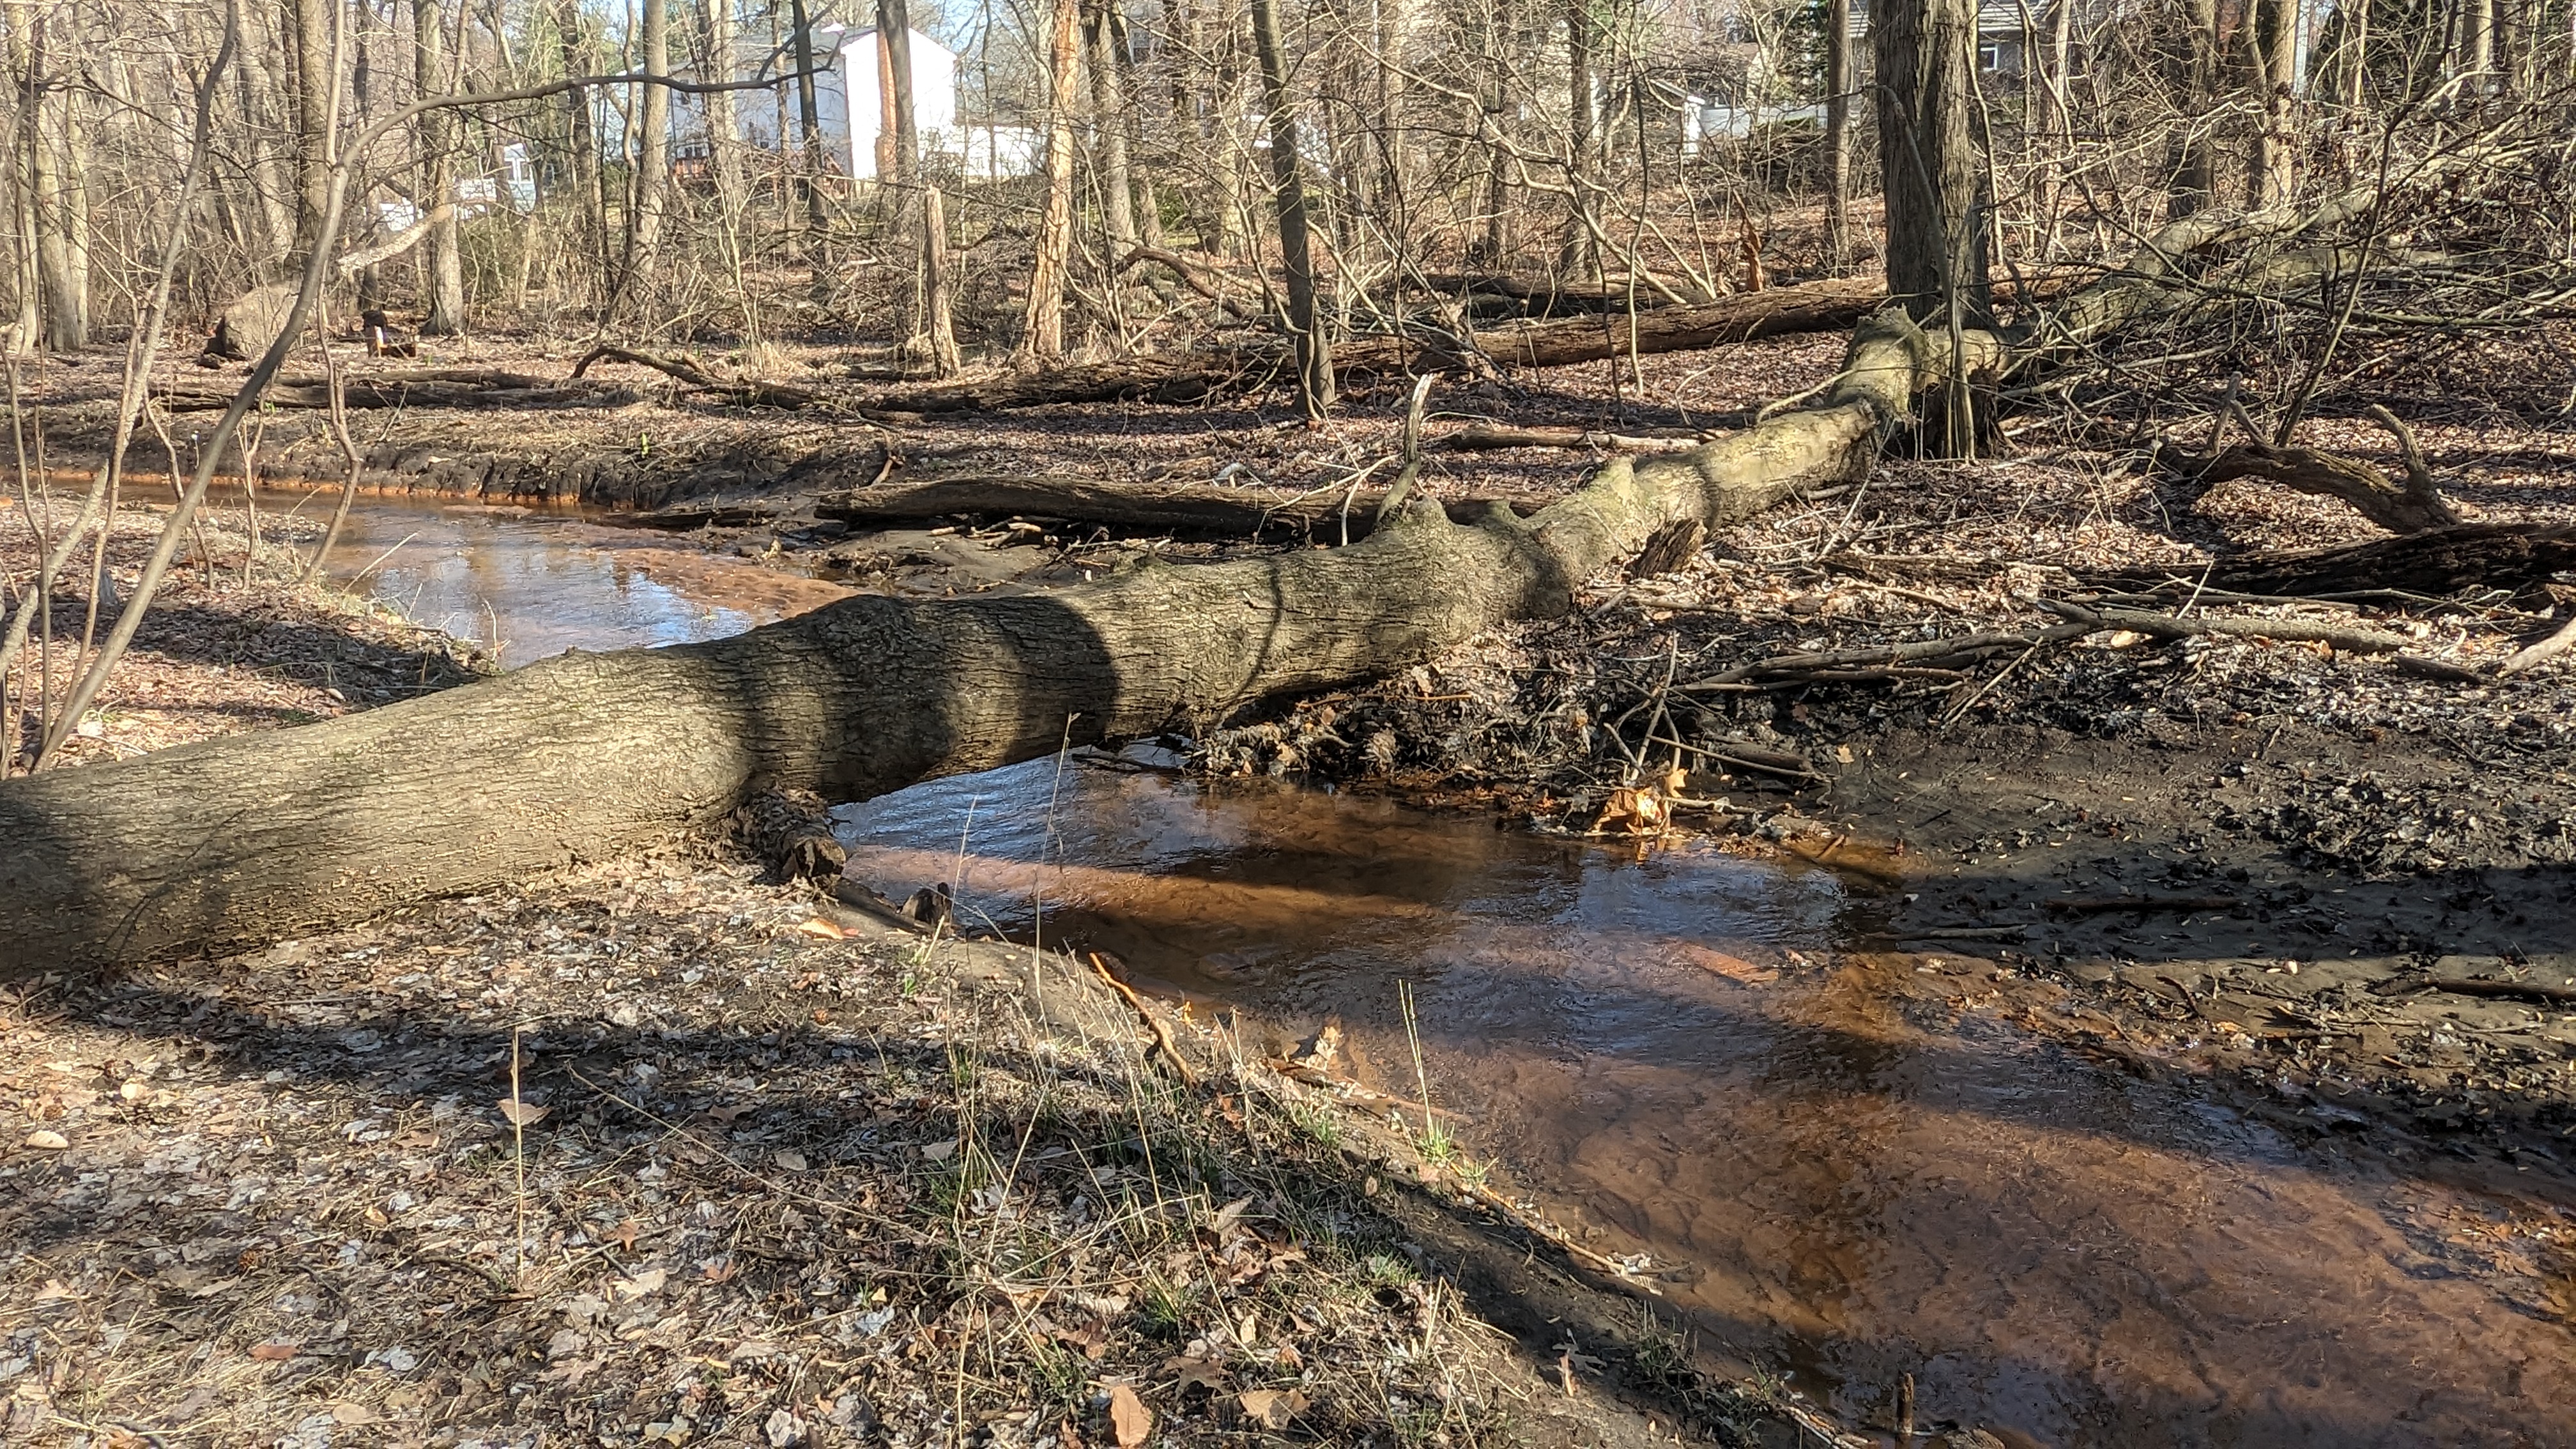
[1248,0,1330,422]
[1022,0,1081,361]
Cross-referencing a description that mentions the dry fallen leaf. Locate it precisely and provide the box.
[1107,1383,1152,1447]
[1163,1355,1227,1392]
[1238,1388,1309,1429]
[795,917,847,940]
[248,1340,300,1361]
[610,1267,668,1300]
[21,1129,68,1150]
[772,1149,809,1172]
[919,1139,956,1162]
[496,1098,551,1128]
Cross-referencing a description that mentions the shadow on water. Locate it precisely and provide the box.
[835,756,2576,1449]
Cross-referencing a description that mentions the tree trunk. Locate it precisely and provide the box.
[922,184,961,376]
[1085,0,1138,253]
[1021,0,1082,362]
[289,0,336,261]
[1558,0,1597,279]
[1874,0,1988,325]
[2244,0,2297,209]
[413,0,466,335]
[1248,0,1331,424]
[627,0,671,302]
[2462,0,2496,82]
[2168,0,2223,217]
[22,9,86,352]
[1105,2,1162,248]
[877,0,923,347]
[787,0,830,262]
[555,0,610,300]
[1824,0,1852,271]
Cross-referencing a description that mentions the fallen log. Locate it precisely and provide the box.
[160,368,626,411]
[812,475,1549,539]
[0,314,1915,969]
[2092,523,2576,598]
[783,278,1885,415]
[0,193,2380,970]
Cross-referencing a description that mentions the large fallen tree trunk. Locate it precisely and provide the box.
[0,328,1913,970]
[811,475,1551,539]
[0,185,2417,971]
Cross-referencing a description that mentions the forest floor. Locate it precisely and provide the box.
[6,314,2576,1445]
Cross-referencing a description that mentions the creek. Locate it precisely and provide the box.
[336,491,2573,1447]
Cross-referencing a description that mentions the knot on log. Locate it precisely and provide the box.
[729,788,848,884]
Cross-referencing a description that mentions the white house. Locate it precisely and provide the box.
[839,26,953,179]
[719,26,1036,182]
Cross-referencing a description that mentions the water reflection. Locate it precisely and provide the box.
[838,757,2576,1449]
[291,491,843,664]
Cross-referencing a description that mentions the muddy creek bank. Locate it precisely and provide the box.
[96,486,2573,1445]
[838,757,2576,1448]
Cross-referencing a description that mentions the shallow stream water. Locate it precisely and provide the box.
[284,488,842,663]
[316,492,2574,1446]
[837,757,2576,1449]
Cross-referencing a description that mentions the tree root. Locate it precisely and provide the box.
[2177,401,2460,534]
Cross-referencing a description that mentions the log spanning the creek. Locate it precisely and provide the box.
[0,336,1908,971]
[0,189,2411,970]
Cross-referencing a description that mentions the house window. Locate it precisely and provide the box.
[1978,38,2013,72]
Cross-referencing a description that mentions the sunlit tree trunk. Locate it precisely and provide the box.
[235,7,300,267]
[2244,0,2297,208]
[289,0,335,259]
[2168,0,2221,218]
[876,0,924,348]
[1105,3,1161,247]
[627,0,671,302]
[22,8,85,351]
[1085,0,1139,252]
[1021,0,1081,360]
[554,0,610,302]
[413,0,465,334]
[922,183,961,375]
[1876,0,1988,323]
[1558,0,1597,278]
[702,0,743,218]
[1248,0,1330,422]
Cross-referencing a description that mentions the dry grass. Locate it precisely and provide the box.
[0,845,1782,1447]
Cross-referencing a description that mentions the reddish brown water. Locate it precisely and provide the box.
[838,757,2576,1448]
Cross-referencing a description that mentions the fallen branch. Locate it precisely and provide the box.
[2035,600,2414,654]
[160,367,622,411]
[571,345,827,410]
[2496,614,2576,675]
[2090,523,2576,598]
[2421,975,2576,1006]
[1088,952,1199,1087]
[2044,894,2242,915]
[2175,402,2460,534]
